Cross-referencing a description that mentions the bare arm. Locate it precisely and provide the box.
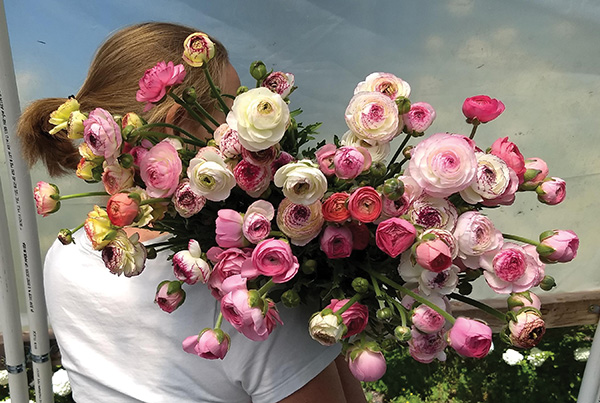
[277,361,347,403]
[335,356,368,403]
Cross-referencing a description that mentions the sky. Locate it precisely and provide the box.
[1,0,599,302]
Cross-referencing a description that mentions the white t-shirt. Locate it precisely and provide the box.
[44,231,340,403]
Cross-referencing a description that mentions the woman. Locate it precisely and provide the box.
[18,22,367,402]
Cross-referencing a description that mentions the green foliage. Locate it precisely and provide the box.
[364,325,595,403]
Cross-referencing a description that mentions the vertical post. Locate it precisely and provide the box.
[577,316,600,403]
[0,1,54,401]
[0,175,29,402]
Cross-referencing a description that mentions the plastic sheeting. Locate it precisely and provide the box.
[2,0,598,308]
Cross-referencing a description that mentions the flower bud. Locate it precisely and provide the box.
[394,325,412,342]
[402,145,414,159]
[121,125,136,142]
[106,193,140,227]
[347,345,387,382]
[155,280,186,313]
[182,87,197,104]
[301,259,317,274]
[382,178,405,201]
[507,309,545,349]
[507,291,541,312]
[281,289,301,308]
[33,181,61,217]
[250,61,268,81]
[182,32,215,67]
[396,96,411,115]
[457,281,473,295]
[537,229,579,263]
[368,161,387,178]
[118,153,134,169]
[536,177,566,205]
[57,229,74,245]
[376,307,393,321]
[309,311,346,346]
[121,112,144,130]
[234,85,248,96]
[146,247,157,259]
[539,275,556,291]
[351,277,369,294]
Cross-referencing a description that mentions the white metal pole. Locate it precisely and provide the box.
[577,315,600,403]
[0,1,54,401]
[0,175,29,403]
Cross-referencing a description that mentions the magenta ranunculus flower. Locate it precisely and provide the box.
[83,108,122,164]
[538,229,579,263]
[412,304,445,334]
[345,91,400,143]
[375,217,417,258]
[270,151,295,177]
[262,71,295,98]
[242,238,299,283]
[215,209,247,248]
[139,141,182,198]
[447,317,492,358]
[241,146,279,167]
[242,200,275,244]
[320,225,353,259]
[154,280,186,313]
[347,347,387,382]
[454,211,503,269]
[136,61,186,112]
[172,179,206,218]
[480,242,545,294]
[34,181,60,217]
[406,133,477,198]
[462,95,505,123]
[536,177,566,205]
[326,299,369,338]
[508,310,546,349]
[415,238,453,273]
[233,159,272,198]
[101,164,135,195]
[182,328,230,360]
[172,239,212,285]
[277,198,324,246]
[333,146,371,180]
[490,137,526,183]
[403,102,436,134]
[220,289,282,341]
[520,158,549,191]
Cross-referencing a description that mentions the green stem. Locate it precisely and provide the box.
[169,92,215,135]
[215,312,224,330]
[258,279,275,296]
[134,130,205,147]
[384,294,408,328]
[193,100,220,127]
[469,122,479,140]
[386,132,412,171]
[59,191,109,200]
[335,293,363,316]
[502,233,540,246]
[369,274,387,310]
[203,67,230,114]
[449,292,507,322]
[364,267,455,324]
[70,222,85,233]
[138,123,199,142]
[139,198,171,206]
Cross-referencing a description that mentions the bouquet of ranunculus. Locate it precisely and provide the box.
[36,31,580,381]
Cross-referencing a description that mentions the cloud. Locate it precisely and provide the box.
[446,0,475,16]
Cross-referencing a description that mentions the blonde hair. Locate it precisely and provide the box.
[18,22,230,176]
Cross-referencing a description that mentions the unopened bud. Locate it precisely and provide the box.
[250,61,268,81]
[383,178,405,201]
[394,325,412,342]
[396,96,411,115]
[351,277,369,294]
[236,86,249,95]
[182,87,197,104]
[57,229,74,245]
[457,281,473,295]
[369,161,386,178]
[402,145,414,160]
[119,153,134,169]
[301,259,317,274]
[539,275,557,291]
[376,307,393,321]
[281,289,301,308]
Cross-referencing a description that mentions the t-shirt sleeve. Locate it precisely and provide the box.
[221,303,342,403]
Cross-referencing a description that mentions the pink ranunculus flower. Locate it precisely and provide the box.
[408,195,459,232]
[241,146,279,167]
[326,299,369,338]
[375,217,417,258]
[406,133,477,198]
[403,102,436,134]
[129,145,149,166]
[347,348,387,382]
[412,304,446,334]
[262,71,295,98]
[34,181,60,216]
[520,158,549,191]
[415,239,453,273]
[136,61,186,112]
[315,143,337,176]
[538,229,579,263]
[345,91,400,143]
[139,141,182,198]
[354,72,411,100]
[490,137,526,183]
[206,247,251,299]
[408,327,447,363]
[277,198,324,246]
[536,177,566,205]
[182,329,230,360]
[462,95,505,123]
[213,124,243,159]
[220,289,282,341]
[233,160,272,198]
[215,209,247,248]
[320,225,354,259]
[480,242,544,294]
[172,239,212,285]
[453,211,503,269]
[270,151,295,177]
[243,200,275,244]
[348,186,383,223]
[447,317,492,358]
[334,146,372,180]
[172,179,206,218]
[341,130,391,163]
[507,291,542,312]
[106,193,139,227]
[154,281,186,313]
[508,310,546,349]
[83,108,122,164]
[101,163,135,195]
[242,238,299,283]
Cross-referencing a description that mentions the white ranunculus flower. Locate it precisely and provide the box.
[52,368,72,396]
[460,152,511,204]
[273,160,328,206]
[354,72,411,100]
[345,91,400,143]
[187,147,236,202]
[341,130,390,162]
[502,348,524,366]
[419,265,459,296]
[308,312,346,346]
[453,211,503,269]
[226,87,290,152]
